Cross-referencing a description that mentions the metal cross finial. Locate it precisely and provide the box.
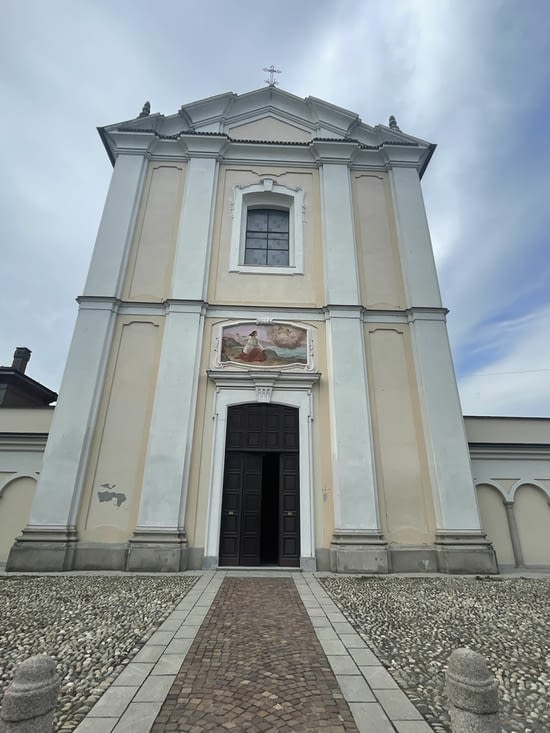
[263,65,282,86]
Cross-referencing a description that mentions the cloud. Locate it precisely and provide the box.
[1,0,549,418]
[459,304,550,416]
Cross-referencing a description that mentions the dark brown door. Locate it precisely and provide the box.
[219,404,300,567]
[219,452,263,566]
[279,452,300,566]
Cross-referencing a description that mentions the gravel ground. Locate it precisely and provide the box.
[320,576,550,733]
[0,574,198,731]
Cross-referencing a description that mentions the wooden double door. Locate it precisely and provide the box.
[219,404,300,567]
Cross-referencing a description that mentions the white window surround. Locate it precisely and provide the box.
[230,179,304,275]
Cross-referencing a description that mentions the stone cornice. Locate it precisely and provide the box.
[99,128,433,174]
[207,369,321,391]
[76,297,450,321]
[99,87,435,175]
[468,443,550,460]
[0,433,48,451]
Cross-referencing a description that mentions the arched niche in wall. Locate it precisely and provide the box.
[514,483,550,567]
[0,475,37,564]
[475,483,514,568]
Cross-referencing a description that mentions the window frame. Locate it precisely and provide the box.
[229,179,304,275]
[244,207,290,267]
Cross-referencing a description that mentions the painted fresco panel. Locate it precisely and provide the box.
[219,322,308,368]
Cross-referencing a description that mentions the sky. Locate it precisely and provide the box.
[2,0,550,416]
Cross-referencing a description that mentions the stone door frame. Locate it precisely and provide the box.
[204,373,319,570]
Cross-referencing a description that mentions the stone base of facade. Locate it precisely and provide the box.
[435,532,498,574]
[388,545,439,573]
[73,543,128,571]
[6,527,78,572]
[328,531,498,575]
[188,547,204,570]
[5,530,498,575]
[126,528,188,572]
[330,530,389,573]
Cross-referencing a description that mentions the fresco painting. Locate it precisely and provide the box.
[221,323,308,367]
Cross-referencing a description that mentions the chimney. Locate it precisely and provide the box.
[12,347,31,373]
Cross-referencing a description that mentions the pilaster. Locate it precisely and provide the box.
[128,147,220,571]
[388,166,442,308]
[7,302,119,571]
[387,165,497,572]
[504,501,524,568]
[408,311,497,572]
[326,309,387,572]
[315,144,360,306]
[84,154,148,296]
[8,154,147,572]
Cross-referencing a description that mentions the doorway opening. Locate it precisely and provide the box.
[218,404,299,567]
[260,453,279,564]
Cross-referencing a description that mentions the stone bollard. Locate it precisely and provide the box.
[0,655,59,733]
[446,648,501,733]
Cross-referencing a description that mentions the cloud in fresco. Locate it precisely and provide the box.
[2,0,549,415]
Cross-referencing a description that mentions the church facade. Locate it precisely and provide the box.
[7,87,499,574]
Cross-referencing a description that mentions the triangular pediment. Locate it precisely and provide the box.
[98,86,435,175]
[228,116,312,143]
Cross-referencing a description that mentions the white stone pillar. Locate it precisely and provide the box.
[390,165,496,573]
[326,309,387,572]
[171,157,219,300]
[388,166,442,308]
[84,155,148,296]
[8,155,147,571]
[315,145,386,571]
[128,153,220,571]
[409,311,482,531]
[319,160,360,305]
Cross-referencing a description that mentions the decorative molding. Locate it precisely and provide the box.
[229,180,305,275]
[0,472,39,499]
[203,382,317,570]
[212,319,315,371]
[0,434,49,452]
[256,385,273,403]
[208,369,321,391]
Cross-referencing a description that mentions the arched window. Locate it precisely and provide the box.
[230,179,304,274]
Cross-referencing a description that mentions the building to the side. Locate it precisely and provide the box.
[2,86,547,574]
[466,416,550,571]
[0,349,56,566]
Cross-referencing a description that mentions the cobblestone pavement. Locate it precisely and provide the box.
[0,574,198,732]
[151,577,358,732]
[321,576,550,733]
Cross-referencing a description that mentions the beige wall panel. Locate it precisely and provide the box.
[209,166,322,307]
[125,163,185,301]
[229,117,311,142]
[367,326,434,543]
[476,484,514,567]
[0,408,54,433]
[0,476,36,563]
[80,319,162,542]
[515,484,550,565]
[352,173,405,309]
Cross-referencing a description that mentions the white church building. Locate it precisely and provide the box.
[3,87,549,573]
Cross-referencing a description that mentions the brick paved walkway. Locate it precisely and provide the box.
[151,577,358,732]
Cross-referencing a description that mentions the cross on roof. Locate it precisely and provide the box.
[263,65,282,86]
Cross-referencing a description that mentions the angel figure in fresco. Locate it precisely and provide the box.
[236,330,266,362]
